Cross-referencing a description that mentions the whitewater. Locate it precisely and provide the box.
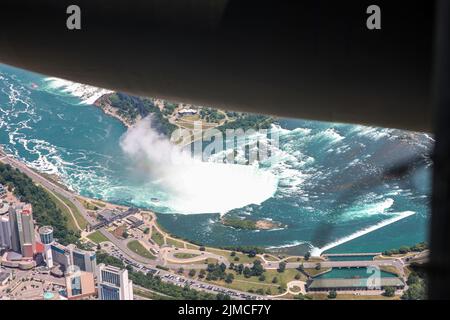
[0,64,433,253]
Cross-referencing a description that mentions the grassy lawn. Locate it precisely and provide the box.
[264,269,306,287]
[186,243,199,250]
[87,230,109,244]
[263,255,280,262]
[180,114,201,121]
[173,252,200,259]
[283,256,324,263]
[76,197,99,210]
[134,288,175,300]
[45,190,78,232]
[209,276,279,295]
[92,200,106,208]
[57,194,88,230]
[45,190,87,231]
[169,258,218,265]
[304,267,332,277]
[151,227,165,246]
[166,237,185,248]
[290,286,302,293]
[379,265,401,276]
[206,247,259,264]
[284,257,304,263]
[127,240,156,260]
[205,268,304,295]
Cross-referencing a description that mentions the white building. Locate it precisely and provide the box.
[67,244,97,274]
[0,215,11,249]
[39,226,54,268]
[97,264,133,300]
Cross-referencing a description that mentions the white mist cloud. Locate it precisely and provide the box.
[119,117,279,214]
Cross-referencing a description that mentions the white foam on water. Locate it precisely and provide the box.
[120,118,279,215]
[350,125,393,141]
[44,77,112,105]
[311,210,415,256]
[266,240,311,250]
[340,198,395,221]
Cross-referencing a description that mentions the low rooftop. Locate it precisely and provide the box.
[308,277,405,289]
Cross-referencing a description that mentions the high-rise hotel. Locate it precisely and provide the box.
[8,203,35,257]
[97,264,133,300]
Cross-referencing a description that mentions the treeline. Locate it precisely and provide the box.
[129,270,224,300]
[96,251,230,300]
[221,217,258,230]
[199,108,226,123]
[383,242,428,256]
[217,113,273,133]
[402,263,427,300]
[219,246,266,255]
[0,163,79,245]
[103,93,177,136]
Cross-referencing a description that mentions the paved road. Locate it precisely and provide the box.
[98,227,161,265]
[1,146,409,299]
[263,259,400,270]
[162,247,228,265]
[103,241,265,300]
[0,148,96,227]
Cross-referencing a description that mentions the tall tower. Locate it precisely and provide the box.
[0,215,11,249]
[9,203,35,257]
[97,264,133,300]
[39,226,54,268]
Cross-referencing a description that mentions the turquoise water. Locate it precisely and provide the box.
[43,292,55,300]
[0,64,433,254]
[326,255,375,262]
[315,267,397,279]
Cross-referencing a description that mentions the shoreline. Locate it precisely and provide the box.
[93,93,134,128]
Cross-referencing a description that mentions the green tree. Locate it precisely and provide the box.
[216,293,231,300]
[188,269,196,277]
[328,290,337,299]
[383,286,395,297]
[255,288,265,295]
[277,261,286,273]
[407,272,420,286]
[402,281,426,300]
[251,260,265,276]
[225,273,234,284]
[304,252,311,261]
